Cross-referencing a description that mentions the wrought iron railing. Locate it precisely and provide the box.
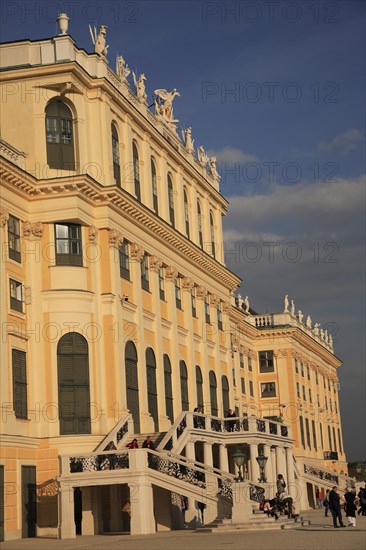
[249,483,266,502]
[69,452,129,473]
[324,451,339,461]
[304,464,339,484]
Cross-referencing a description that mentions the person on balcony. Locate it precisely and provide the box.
[225,408,236,432]
[329,486,346,528]
[142,435,155,450]
[193,407,204,428]
[126,438,138,449]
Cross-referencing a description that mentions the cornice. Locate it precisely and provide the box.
[0,157,240,291]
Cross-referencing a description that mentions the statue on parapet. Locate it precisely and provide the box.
[298,310,303,323]
[182,127,195,154]
[89,25,108,57]
[197,145,209,167]
[244,296,250,313]
[116,55,130,84]
[209,156,220,180]
[154,88,180,123]
[306,315,312,329]
[313,323,320,336]
[132,72,147,104]
[284,294,289,312]
[290,300,295,316]
[237,294,243,309]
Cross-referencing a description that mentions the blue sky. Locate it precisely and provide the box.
[1,0,365,461]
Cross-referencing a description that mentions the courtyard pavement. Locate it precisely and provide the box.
[2,510,365,550]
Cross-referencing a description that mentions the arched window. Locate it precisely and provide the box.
[111,123,121,185]
[209,370,218,417]
[195,365,204,411]
[164,354,174,422]
[125,341,140,433]
[180,360,189,411]
[168,174,175,227]
[184,190,190,238]
[151,159,158,214]
[57,333,90,434]
[45,99,75,170]
[197,201,203,249]
[132,142,141,201]
[146,348,159,431]
[222,375,230,416]
[210,212,216,258]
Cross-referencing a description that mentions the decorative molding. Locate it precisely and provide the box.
[0,207,9,227]
[22,221,43,240]
[182,277,194,291]
[165,266,178,281]
[149,255,163,272]
[222,301,230,313]
[210,294,220,307]
[196,285,207,299]
[88,225,98,243]
[130,242,144,261]
[108,228,123,247]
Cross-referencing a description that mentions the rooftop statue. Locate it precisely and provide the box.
[209,156,220,180]
[313,323,320,336]
[237,294,243,309]
[197,145,209,167]
[290,299,295,316]
[89,25,108,57]
[306,315,312,329]
[116,55,130,84]
[182,127,195,154]
[244,295,250,313]
[298,310,303,323]
[329,334,333,348]
[132,72,147,104]
[284,294,289,313]
[154,88,180,123]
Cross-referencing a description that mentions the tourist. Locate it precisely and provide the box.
[316,489,323,509]
[142,435,155,450]
[344,487,358,527]
[193,407,204,428]
[225,408,236,432]
[324,489,330,517]
[329,486,346,528]
[278,491,294,518]
[357,487,366,515]
[127,438,138,449]
[263,498,279,520]
[277,474,286,494]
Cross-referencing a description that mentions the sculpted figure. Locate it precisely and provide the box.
[154,88,180,122]
[237,294,243,309]
[182,127,195,154]
[197,145,209,167]
[116,55,130,83]
[132,72,147,103]
[284,294,289,312]
[290,300,295,316]
[244,296,250,312]
[89,25,108,57]
[313,323,320,336]
[298,310,303,323]
[306,315,312,329]
[209,156,220,180]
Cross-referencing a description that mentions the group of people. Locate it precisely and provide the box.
[260,474,299,521]
[325,485,364,528]
[126,435,155,450]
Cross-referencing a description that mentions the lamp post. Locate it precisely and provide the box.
[232,449,246,483]
[256,450,268,483]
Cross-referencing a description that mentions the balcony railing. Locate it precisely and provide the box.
[304,463,339,484]
[324,451,339,461]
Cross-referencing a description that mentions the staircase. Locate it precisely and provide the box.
[196,510,310,533]
[123,432,167,449]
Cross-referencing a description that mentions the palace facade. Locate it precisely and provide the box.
[0,19,349,541]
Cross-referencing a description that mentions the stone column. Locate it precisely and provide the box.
[219,444,229,472]
[58,483,76,539]
[286,447,296,498]
[249,443,259,483]
[184,440,198,525]
[271,447,277,486]
[275,446,286,479]
[129,480,155,535]
[203,441,213,467]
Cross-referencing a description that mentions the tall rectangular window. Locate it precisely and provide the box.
[205,296,210,324]
[299,416,305,448]
[12,349,27,419]
[191,287,196,317]
[8,215,21,262]
[241,378,246,394]
[141,253,149,291]
[337,428,342,454]
[332,427,337,452]
[296,382,300,398]
[307,367,310,380]
[261,382,276,398]
[159,267,165,300]
[175,277,182,309]
[239,353,244,369]
[9,279,23,312]
[309,389,312,403]
[302,386,306,401]
[232,368,236,387]
[259,351,274,373]
[300,363,304,377]
[217,306,223,331]
[315,371,318,385]
[248,354,252,372]
[305,418,311,449]
[328,425,332,450]
[249,380,254,397]
[295,359,298,374]
[55,223,82,266]
[119,240,130,280]
[312,420,317,450]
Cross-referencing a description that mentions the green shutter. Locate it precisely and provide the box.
[12,350,27,419]
[21,466,37,538]
[0,466,4,542]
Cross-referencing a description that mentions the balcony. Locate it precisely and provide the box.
[324,451,339,461]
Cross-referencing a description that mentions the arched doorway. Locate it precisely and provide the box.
[57,332,90,435]
[125,341,140,433]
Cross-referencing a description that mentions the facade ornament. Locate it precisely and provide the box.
[0,207,9,227]
[324,330,329,343]
[165,266,178,281]
[329,334,333,348]
[313,323,320,336]
[154,88,180,123]
[196,286,207,299]
[132,72,147,104]
[197,145,209,167]
[108,228,123,247]
[182,277,194,291]
[88,226,98,243]
[182,127,195,154]
[116,55,130,84]
[236,293,243,309]
[210,294,220,307]
[297,310,303,323]
[284,294,289,313]
[230,291,236,306]
[89,25,108,58]
[320,328,325,340]
[23,221,43,240]
[149,255,162,272]
[305,315,312,329]
[56,13,69,35]
[222,301,230,313]
[130,242,144,261]
[244,296,250,313]
[290,300,295,316]
[208,156,220,180]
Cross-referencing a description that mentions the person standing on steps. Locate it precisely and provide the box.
[329,486,346,528]
[324,489,330,517]
[277,474,286,494]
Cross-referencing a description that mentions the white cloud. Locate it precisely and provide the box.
[208,146,258,164]
[317,128,364,154]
